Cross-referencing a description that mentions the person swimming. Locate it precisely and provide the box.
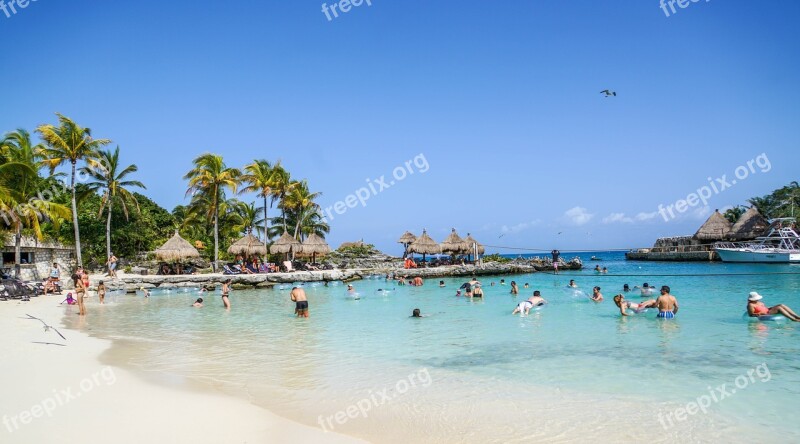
[455,290,462,297]
[411,308,425,318]
[601,267,608,274]
[524,283,530,289]
[568,279,577,288]
[623,284,631,292]
[613,294,656,316]
[590,286,603,302]
[193,298,204,307]
[510,281,519,295]
[512,291,547,315]
[594,265,601,273]
[439,280,445,288]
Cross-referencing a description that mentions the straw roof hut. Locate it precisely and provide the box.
[155,231,201,261]
[408,230,440,260]
[440,228,469,255]
[227,233,267,256]
[300,233,331,263]
[694,210,733,241]
[397,231,417,244]
[464,233,485,255]
[269,231,301,255]
[729,207,770,240]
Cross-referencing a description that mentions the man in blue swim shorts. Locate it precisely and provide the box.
[655,285,678,319]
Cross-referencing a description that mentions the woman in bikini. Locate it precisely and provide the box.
[613,294,656,316]
[222,279,232,309]
[747,292,800,321]
[74,273,87,316]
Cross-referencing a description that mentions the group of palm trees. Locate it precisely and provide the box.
[182,154,328,271]
[0,114,144,278]
[1,112,328,277]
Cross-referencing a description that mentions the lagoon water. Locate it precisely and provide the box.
[66,252,800,443]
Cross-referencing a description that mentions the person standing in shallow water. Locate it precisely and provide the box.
[222,279,232,309]
[551,249,560,274]
[73,273,86,316]
[291,286,309,318]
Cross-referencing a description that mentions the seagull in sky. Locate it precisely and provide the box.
[600,90,617,97]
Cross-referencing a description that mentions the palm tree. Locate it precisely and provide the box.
[229,201,264,236]
[240,159,280,242]
[81,146,146,264]
[184,154,240,271]
[282,179,323,239]
[723,205,746,224]
[266,208,329,241]
[1,129,71,278]
[269,165,294,231]
[36,114,111,266]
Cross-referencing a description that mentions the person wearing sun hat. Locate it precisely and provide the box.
[746,292,800,321]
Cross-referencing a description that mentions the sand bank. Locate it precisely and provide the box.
[0,296,365,444]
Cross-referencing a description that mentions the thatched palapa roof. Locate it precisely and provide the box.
[227,233,267,256]
[440,228,469,254]
[729,207,770,240]
[155,231,201,261]
[269,231,301,254]
[300,233,331,255]
[464,233,485,255]
[408,230,441,255]
[694,210,733,241]
[397,231,417,244]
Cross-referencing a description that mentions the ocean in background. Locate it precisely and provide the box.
[65,251,800,443]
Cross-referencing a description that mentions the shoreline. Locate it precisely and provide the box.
[0,296,366,444]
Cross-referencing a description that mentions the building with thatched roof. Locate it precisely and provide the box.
[440,228,469,255]
[1,236,74,281]
[729,207,770,240]
[300,233,331,263]
[693,210,733,241]
[228,233,267,256]
[269,232,301,256]
[155,231,201,261]
[408,230,440,260]
[464,233,485,255]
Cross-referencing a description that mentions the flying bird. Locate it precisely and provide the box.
[600,90,617,97]
[25,314,66,340]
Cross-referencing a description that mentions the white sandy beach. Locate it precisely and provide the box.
[0,295,365,444]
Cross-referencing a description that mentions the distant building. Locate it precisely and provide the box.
[1,237,74,281]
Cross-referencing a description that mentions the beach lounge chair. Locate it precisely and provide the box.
[223,264,241,275]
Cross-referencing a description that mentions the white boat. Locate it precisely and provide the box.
[715,218,800,263]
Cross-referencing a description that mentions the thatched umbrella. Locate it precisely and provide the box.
[397,231,417,259]
[729,207,769,240]
[440,228,469,257]
[227,233,267,256]
[270,231,301,259]
[694,210,733,241]
[155,230,201,261]
[300,233,331,264]
[407,229,440,262]
[464,233,485,262]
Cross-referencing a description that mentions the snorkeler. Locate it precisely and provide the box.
[613,294,656,316]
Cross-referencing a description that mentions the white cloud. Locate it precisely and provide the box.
[602,213,634,224]
[563,207,594,226]
[500,219,541,234]
[635,211,659,221]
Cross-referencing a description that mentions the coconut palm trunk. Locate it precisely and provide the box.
[263,196,269,242]
[70,160,82,266]
[214,206,220,272]
[14,225,22,279]
[106,200,113,260]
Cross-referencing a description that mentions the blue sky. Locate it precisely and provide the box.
[2,0,799,254]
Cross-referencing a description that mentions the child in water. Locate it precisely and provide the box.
[97,281,106,304]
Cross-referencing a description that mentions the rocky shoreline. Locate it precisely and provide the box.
[97,262,544,292]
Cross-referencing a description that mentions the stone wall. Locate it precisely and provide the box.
[0,248,74,282]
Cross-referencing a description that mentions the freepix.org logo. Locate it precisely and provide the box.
[1,0,39,19]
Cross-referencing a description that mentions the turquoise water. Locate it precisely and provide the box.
[67,253,800,443]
